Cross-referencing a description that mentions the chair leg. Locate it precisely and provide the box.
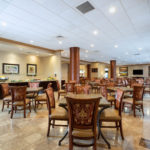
[119,120,124,140]
[34,100,36,112]
[52,120,55,128]
[116,122,119,130]
[2,101,5,112]
[93,136,97,150]
[141,105,144,116]
[133,105,136,117]
[47,119,51,137]
[24,106,26,118]
[69,135,73,150]
[11,106,14,119]
[7,102,9,108]
[29,103,31,112]
[58,92,60,100]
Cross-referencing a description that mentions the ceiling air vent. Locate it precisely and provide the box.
[76,1,95,14]
[133,53,140,56]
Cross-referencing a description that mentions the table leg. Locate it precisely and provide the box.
[58,129,68,146]
[97,106,111,149]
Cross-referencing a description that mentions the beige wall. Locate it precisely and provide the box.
[91,62,110,78]
[61,63,69,82]
[80,65,87,77]
[117,65,149,78]
[0,51,61,82]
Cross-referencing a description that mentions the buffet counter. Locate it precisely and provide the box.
[0,80,58,99]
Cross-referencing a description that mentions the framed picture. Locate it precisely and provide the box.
[119,67,128,76]
[2,63,19,74]
[27,64,37,76]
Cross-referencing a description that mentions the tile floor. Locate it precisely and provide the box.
[0,93,150,150]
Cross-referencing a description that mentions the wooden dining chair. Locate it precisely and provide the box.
[123,86,144,117]
[10,86,31,118]
[26,82,40,99]
[34,83,52,111]
[57,80,66,100]
[99,89,124,140]
[100,85,116,106]
[66,82,75,93]
[75,85,90,94]
[1,83,12,111]
[66,97,100,150]
[45,87,68,137]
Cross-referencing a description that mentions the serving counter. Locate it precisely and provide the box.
[0,80,58,99]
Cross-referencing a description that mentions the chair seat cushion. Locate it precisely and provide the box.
[59,90,66,93]
[135,101,143,105]
[35,93,47,101]
[72,128,97,138]
[3,95,12,101]
[13,99,30,106]
[123,98,133,104]
[26,93,36,98]
[50,107,68,120]
[107,95,115,102]
[100,108,121,121]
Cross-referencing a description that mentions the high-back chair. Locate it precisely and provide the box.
[66,82,75,93]
[75,85,90,94]
[1,83,12,111]
[45,87,68,137]
[10,86,31,118]
[66,97,100,150]
[123,86,144,117]
[99,89,124,140]
[100,85,115,106]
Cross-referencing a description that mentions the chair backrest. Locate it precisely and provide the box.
[66,83,75,92]
[47,83,52,88]
[1,83,10,97]
[115,89,124,116]
[66,97,100,132]
[100,85,107,98]
[45,87,55,115]
[75,85,90,94]
[133,86,144,102]
[11,86,27,103]
[28,82,39,88]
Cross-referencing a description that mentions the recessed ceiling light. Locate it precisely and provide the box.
[109,6,116,14]
[90,44,94,48]
[114,44,118,48]
[30,40,34,43]
[1,21,7,27]
[58,41,62,44]
[138,48,143,50]
[93,30,98,35]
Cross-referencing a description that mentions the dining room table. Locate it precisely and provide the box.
[58,93,111,149]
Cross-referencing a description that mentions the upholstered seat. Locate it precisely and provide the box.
[72,128,98,137]
[123,98,143,105]
[50,107,68,120]
[100,108,121,121]
[26,93,35,98]
[35,93,47,101]
[13,99,30,106]
[59,89,66,93]
[3,95,12,101]
[123,98,133,104]
[107,95,115,101]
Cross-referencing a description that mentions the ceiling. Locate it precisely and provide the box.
[0,0,150,65]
